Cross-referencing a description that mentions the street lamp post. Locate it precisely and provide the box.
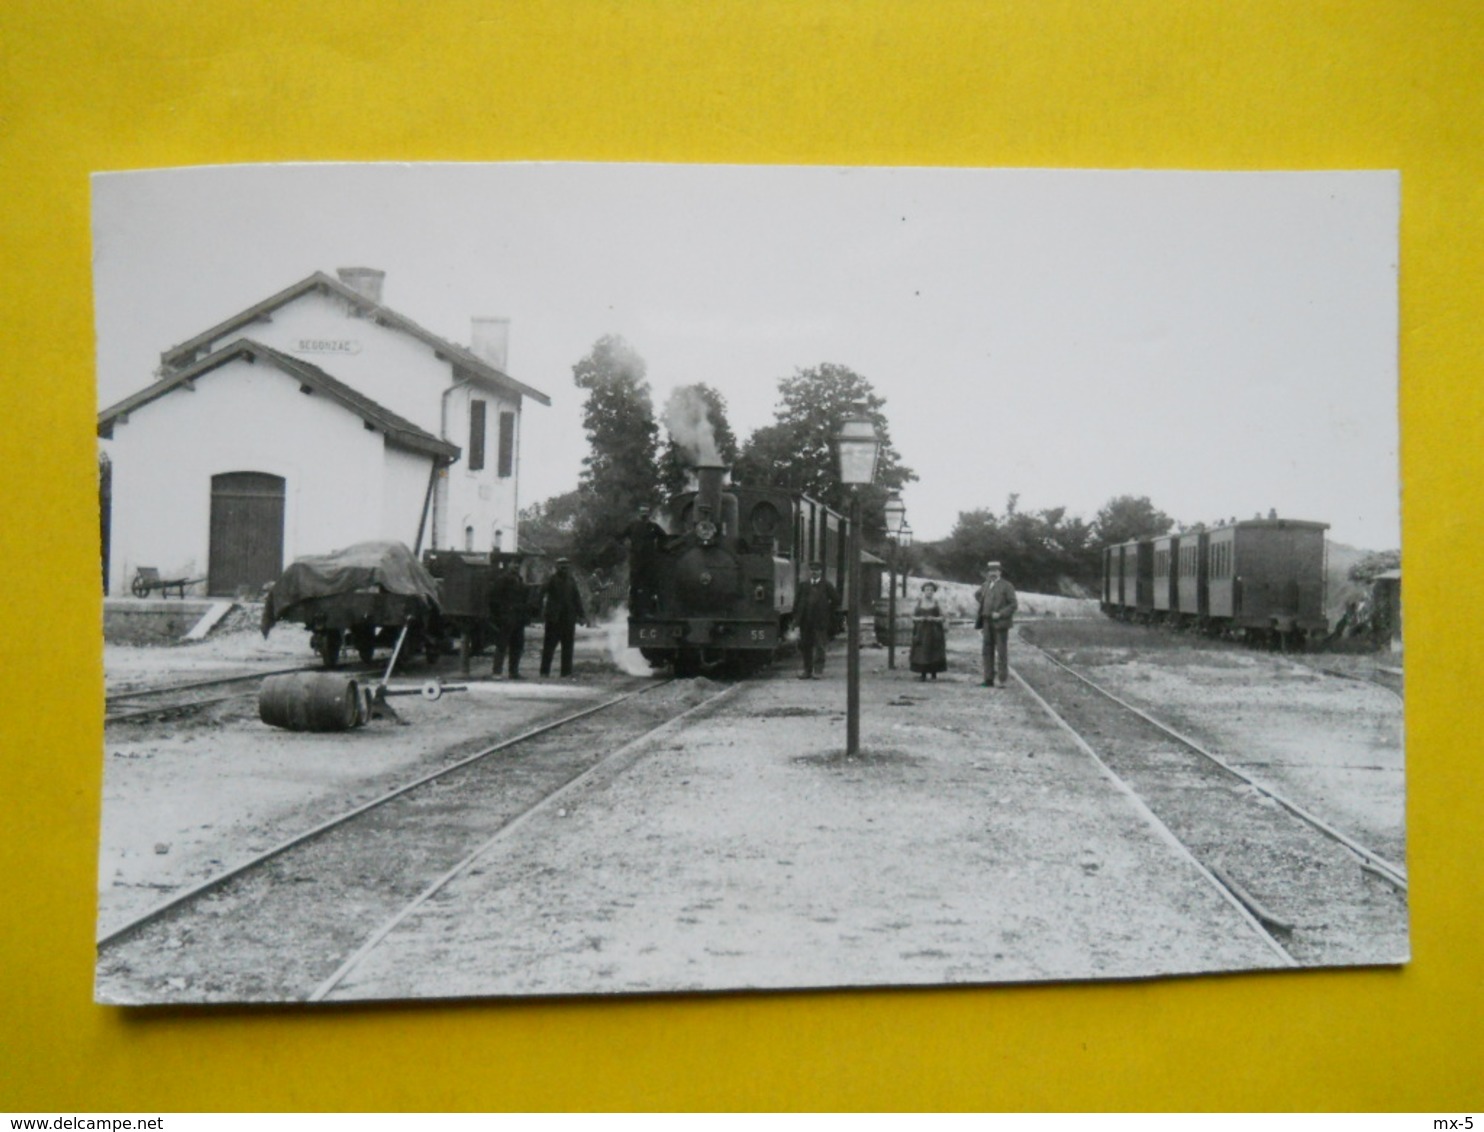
[883,493,906,669]
[834,409,881,756]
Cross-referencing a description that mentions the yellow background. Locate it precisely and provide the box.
[2,0,1479,1111]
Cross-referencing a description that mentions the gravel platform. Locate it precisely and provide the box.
[326,634,1288,1001]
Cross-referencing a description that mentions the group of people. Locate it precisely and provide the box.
[904,561,1018,687]
[486,556,590,680]
[797,559,1018,688]
[493,520,1020,689]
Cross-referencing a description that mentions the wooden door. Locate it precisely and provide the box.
[208,472,285,596]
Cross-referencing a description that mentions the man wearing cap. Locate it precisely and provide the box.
[621,503,666,616]
[794,560,837,680]
[540,557,588,677]
[487,558,531,679]
[974,561,1018,687]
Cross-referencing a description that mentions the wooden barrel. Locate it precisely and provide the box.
[259,673,362,732]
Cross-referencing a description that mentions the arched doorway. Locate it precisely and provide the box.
[208,472,285,596]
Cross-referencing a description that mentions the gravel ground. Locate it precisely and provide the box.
[323,632,1290,1001]
[98,613,631,938]
[1022,620,1406,862]
[98,608,1403,1003]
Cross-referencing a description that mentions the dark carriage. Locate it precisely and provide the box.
[421,549,542,668]
[261,540,441,668]
[1205,518,1329,644]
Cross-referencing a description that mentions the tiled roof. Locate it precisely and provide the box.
[98,338,462,464]
[158,271,551,407]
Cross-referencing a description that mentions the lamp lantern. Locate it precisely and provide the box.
[883,492,906,537]
[835,410,881,486]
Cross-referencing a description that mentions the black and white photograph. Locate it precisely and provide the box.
[93,163,1404,1005]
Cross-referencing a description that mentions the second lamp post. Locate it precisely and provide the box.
[834,409,882,756]
[883,492,911,669]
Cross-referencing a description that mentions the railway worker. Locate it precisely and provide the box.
[540,557,588,678]
[622,503,666,616]
[974,560,1018,688]
[794,560,837,680]
[488,560,530,679]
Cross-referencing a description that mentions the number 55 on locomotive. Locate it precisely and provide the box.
[627,464,849,676]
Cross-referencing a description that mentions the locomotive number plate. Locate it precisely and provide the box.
[629,622,682,648]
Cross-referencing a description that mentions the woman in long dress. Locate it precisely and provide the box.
[909,581,948,681]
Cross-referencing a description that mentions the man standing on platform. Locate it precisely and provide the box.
[794,560,837,680]
[488,559,530,679]
[974,560,1018,687]
[540,557,588,678]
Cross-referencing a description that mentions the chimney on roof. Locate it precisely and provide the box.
[470,316,511,371]
[336,267,385,305]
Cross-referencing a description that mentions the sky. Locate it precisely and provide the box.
[92,163,1400,550]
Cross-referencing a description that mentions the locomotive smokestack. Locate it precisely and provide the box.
[694,464,727,528]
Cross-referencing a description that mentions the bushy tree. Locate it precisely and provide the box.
[925,496,1102,593]
[733,363,915,529]
[571,335,661,566]
[1348,548,1401,584]
[1092,495,1176,546]
[659,383,739,497]
[517,489,586,556]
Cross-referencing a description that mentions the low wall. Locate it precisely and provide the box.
[103,598,217,645]
[880,576,1099,621]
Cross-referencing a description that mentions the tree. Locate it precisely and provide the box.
[517,489,586,556]
[570,335,662,567]
[927,496,1102,593]
[733,363,915,529]
[659,383,739,497]
[1348,548,1401,585]
[1092,495,1177,547]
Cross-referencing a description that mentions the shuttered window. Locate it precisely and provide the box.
[469,399,487,471]
[497,410,515,477]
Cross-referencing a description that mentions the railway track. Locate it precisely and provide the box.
[105,664,340,724]
[104,660,421,724]
[95,676,738,1003]
[1012,641,1409,967]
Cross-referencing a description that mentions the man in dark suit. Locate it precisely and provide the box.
[974,560,1018,687]
[622,503,666,616]
[540,557,588,677]
[488,560,530,679]
[794,560,837,680]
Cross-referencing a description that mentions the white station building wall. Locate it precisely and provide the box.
[106,355,435,596]
[195,290,447,435]
[187,289,524,554]
[440,382,521,554]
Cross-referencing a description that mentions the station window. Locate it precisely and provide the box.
[469,400,487,472]
[497,411,515,478]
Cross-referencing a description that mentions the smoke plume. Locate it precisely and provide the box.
[603,604,657,676]
[663,386,722,467]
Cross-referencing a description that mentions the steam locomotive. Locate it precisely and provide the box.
[628,464,849,675]
[1102,516,1329,647]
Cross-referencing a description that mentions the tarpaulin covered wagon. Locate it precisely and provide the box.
[261,540,441,668]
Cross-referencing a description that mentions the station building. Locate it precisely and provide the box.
[98,267,550,598]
